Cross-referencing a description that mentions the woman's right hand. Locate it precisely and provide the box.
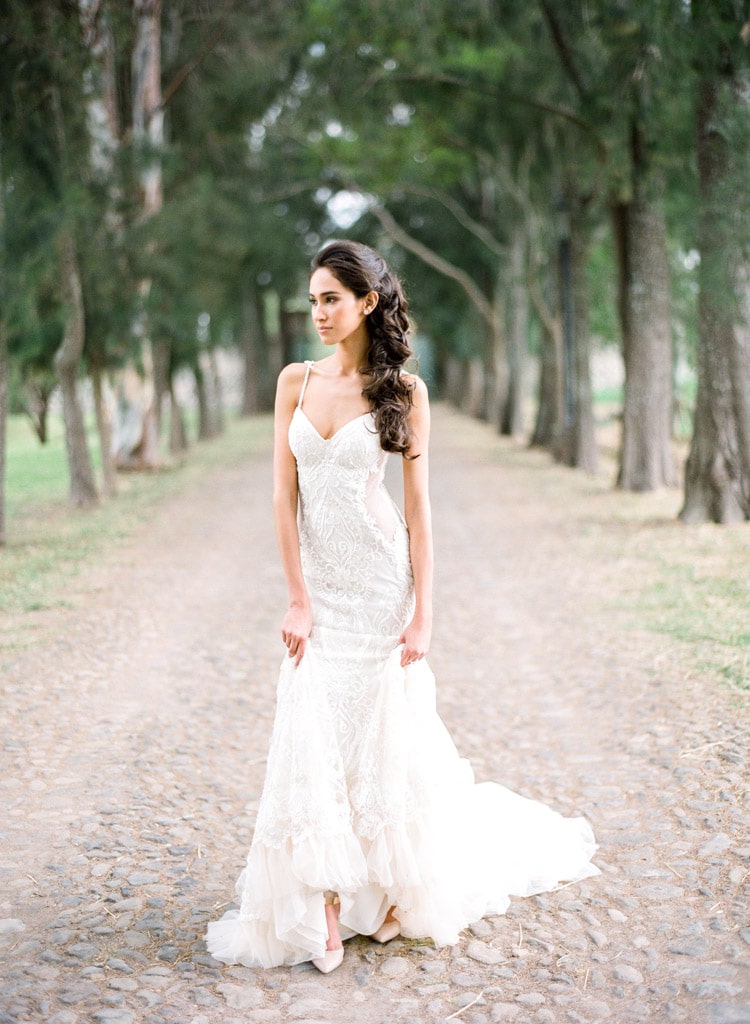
[281,602,312,666]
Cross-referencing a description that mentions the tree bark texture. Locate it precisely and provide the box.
[615,166,677,491]
[442,357,464,408]
[482,318,508,426]
[194,359,213,441]
[24,378,55,444]
[530,318,563,449]
[681,74,750,523]
[55,231,98,507]
[241,286,260,415]
[151,335,170,437]
[241,284,275,415]
[0,320,7,546]
[568,211,598,472]
[208,348,225,435]
[0,122,6,545]
[464,359,486,419]
[115,0,166,469]
[482,266,509,426]
[501,224,528,437]
[90,360,117,497]
[528,272,564,450]
[133,0,164,218]
[556,201,597,472]
[169,381,188,454]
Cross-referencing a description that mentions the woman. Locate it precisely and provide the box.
[206,240,598,975]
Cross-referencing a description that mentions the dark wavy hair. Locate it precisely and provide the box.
[310,240,417,456]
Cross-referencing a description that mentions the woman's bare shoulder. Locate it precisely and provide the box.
[277,361,309,400]
[403,372,429,404]
[278,361,310,384]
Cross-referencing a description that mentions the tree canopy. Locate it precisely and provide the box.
[1,0,749,535]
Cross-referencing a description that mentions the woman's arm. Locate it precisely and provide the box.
[399,377,433,667]
[273,364,312,665]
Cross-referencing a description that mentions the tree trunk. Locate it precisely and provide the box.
[195,360,213,441]
[615,137,677,490]
[481,317,508,426]
[90,359,117,497]
[530,317,563,448]
[152,335,171,439]
[528,268,564,450]
[681,72,750,523]
[55,231,98,507]
[113,0,165,470]
[464,358,486,419]
[443,356,465,408]
[480,259,509,427]
[556,199,597,472]
[0,115,5,545]
[208,347,225,435]
[133,0,164,217]
[24,378,55,444]
[169,379,189,454]
[502,224,528,436]
[241,286,259,416]
[278,308,297,368]
[241,283,275,415]
[0,319,7,546]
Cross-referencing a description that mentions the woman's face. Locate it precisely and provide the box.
[309,267,374,347]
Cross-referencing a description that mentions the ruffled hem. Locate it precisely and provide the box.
[206,651,600,968]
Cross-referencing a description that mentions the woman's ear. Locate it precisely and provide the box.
[363,291,379,315]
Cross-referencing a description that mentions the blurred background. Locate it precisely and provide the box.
[1,0,749,540]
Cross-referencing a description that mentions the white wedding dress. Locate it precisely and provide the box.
[206,362,599,969]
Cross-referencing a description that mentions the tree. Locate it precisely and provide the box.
[276,2,545,434]
[24,4,100,505]
[681,0,750,523]
[0,113,6,546]
[144,0,310,425]
[49,8,99,506]
[540,0,682,486]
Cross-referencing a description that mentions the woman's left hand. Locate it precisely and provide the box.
[398,616,432,668]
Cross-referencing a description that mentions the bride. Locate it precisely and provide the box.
[205,239,598,974]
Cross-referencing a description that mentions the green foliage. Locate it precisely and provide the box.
[632,547,750,691]
[2,0,749,521]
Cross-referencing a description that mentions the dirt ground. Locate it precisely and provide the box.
[1,405,748,1024]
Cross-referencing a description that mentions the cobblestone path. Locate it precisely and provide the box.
[1,406,748,1024]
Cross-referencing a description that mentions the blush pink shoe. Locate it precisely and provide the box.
[371,918,401,943]
[312,946,344,973]
[312,892,344,973]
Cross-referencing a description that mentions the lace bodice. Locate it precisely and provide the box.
[288,364,413,646]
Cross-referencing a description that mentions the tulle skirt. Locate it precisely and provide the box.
[205,641,599,968]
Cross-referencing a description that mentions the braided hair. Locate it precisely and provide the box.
[310,240,417,456]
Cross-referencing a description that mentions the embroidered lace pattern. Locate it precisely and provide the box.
[205,361,600,969]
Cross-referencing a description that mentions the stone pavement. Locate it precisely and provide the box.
[1,406,748,1024]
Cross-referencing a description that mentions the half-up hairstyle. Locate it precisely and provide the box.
[310,240,417,456]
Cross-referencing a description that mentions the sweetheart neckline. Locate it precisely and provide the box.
[294,406,374,442]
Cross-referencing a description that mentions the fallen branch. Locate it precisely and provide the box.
[446,991,485,1019]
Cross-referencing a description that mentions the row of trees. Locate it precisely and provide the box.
[1,0,749,544]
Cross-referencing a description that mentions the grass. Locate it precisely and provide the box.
[551,435,750,693]
[619,523,750,691]
[1,412,272,639]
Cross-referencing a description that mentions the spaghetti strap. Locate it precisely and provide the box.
[297,360,314,409]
